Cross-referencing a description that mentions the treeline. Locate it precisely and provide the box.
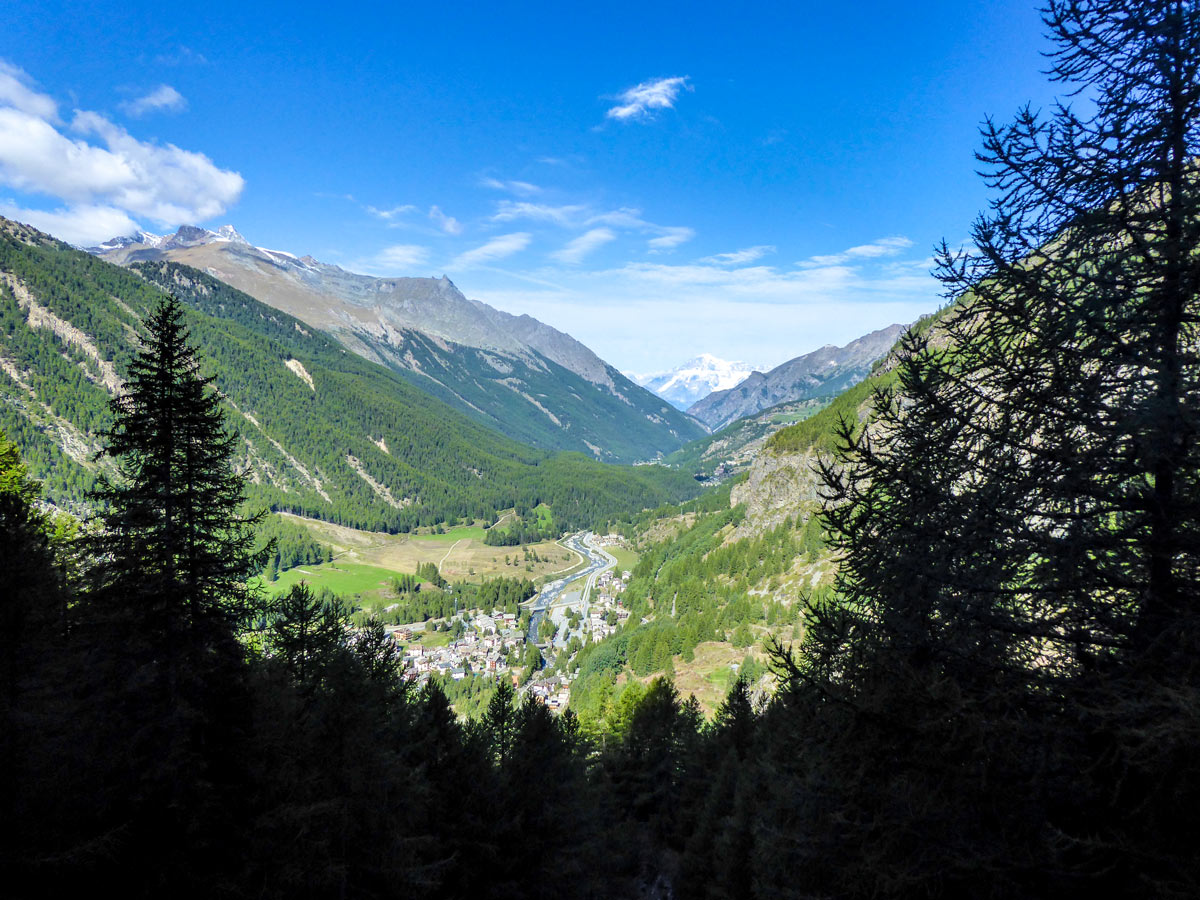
[255,514,332,579]
[0,407,773,898]
[482,519,554,545]
[388,573,536,624]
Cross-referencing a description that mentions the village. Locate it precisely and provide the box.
[384,533,634,713]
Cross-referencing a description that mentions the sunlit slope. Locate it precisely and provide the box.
[0,217,702,532]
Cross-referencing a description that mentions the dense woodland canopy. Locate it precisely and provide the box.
[3,2,1200,898]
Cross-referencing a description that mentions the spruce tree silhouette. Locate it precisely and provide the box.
[768,2,1200,896]
[82,294,263,894]
[92,294,262,639]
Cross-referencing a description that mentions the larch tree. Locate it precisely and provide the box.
[771,1,1200,896]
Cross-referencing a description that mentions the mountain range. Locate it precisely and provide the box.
[630,354,759,411]
[686,324,907,431]
[93,225,704,463]
[0,216,701,531]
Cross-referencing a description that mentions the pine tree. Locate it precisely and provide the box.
[91,294,263,638]
[771,1,1200,895]
[76,295,262,892]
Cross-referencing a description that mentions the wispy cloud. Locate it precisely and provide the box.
[374,244,430,270]
[469,247,939,373]
[493,200,587,227]
[606,76,691,121]
[551,227,616,264]
[648,226,695,252]
[701,245,776,266]
[801,236,913,267]
[0,62,58,120]
[366,203,417,220]
[451,232,531,268]
[120,85,187,117]
[429,205,463,235]
[154,46,209,66]
[0,61,243,244]
[577,206,695,252]
[480,177,541,196]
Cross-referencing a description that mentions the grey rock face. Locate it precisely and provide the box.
[687,324,906,430]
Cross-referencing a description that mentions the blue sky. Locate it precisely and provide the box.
[1,1,1062,373]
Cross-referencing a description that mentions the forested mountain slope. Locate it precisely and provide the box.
[562,306,955,722]
[95,226,705,462]
[0,217,701,531]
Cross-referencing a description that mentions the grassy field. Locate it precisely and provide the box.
[669,642,763,713]
[260,561,399,605]
[412,524,488,544]
[276,513,581,585]
[606,544,640,575]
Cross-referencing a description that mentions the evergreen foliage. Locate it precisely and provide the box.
[89,295,264,631]
[5,4,1200,897]
[764,3,1200,895]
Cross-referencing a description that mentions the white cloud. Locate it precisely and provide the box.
[647,226,695,252]
[0,62,57,120]
[429,204,463,235]
[551,227,616,264]
[154,46,209,66]
[374,243,430,270]
[120,85,187,117]
[0,201,139,247]
[451,232,531,268]
[701,245,776,265]
[585,207,650,229]
[480,177,541,195]
[801,236,914,267]
[467,244,939,373]
[493,200,587,227]
[0,62,243,244]
[366,203,417,220]
[606,76,692,121]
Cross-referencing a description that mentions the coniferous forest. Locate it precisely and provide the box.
[3,3,1200,898]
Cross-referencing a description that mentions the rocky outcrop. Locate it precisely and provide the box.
[730,447,823,538]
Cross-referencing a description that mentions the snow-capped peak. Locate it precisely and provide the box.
[630,354,759,411]
[214,224,249,244]
[89,230,164,252]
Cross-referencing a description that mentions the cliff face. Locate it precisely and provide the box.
[730,447,822,539]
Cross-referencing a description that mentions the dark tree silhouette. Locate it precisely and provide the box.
[768,1,1200,896]
[90,294,263,636]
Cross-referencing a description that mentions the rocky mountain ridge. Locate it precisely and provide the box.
[687,324,906,430]
[91,225,703,462]
[1,216,701,528]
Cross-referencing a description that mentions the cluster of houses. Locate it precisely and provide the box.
[383,553,637,715]
[387,609,529,682]
[581,568,632,642]
[527,675,572,711]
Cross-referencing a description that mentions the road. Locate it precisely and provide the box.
[524,532,616,645]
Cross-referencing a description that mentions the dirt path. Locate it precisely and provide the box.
[439,538,465,569]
